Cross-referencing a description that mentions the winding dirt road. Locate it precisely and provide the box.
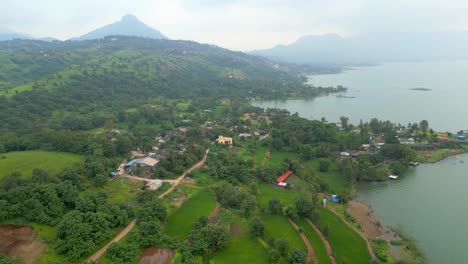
[306,218,338,264]
[87,148,210,262]
[288,218,315,262]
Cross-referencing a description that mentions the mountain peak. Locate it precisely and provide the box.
[121,14,139,22]
[72,15,167,41]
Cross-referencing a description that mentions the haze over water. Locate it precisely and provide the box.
[254,60,468,132]
[358,154,468,264]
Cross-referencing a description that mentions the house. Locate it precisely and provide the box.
[277,182,288,188]
[127,157,160,174]
[437,136,449,141]
[217,136,233,145]
[276,171,293,183]
[146,179,163,190]
[239,133,252,138]
[341,152,351,157]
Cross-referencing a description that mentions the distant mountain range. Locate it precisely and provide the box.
[0,27,32,41]
[250,32,468,65]
[71,15,167,41]
[0,15,167,42]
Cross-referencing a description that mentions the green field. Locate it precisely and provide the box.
[254,147,300,169]
[98,177,145,204]
[295,218,331,264]
[0,151,83,179]
[316,208,371,264]
[256,183,310,208]
[164,188,216,239]
[261,214,306,251]
[316,169,348,194]
[207,217,269,264]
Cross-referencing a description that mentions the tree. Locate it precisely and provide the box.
[268,198,283,214]
[269,249,281,263]
[294,197,315,218]
[288,248,307,264]
[277,238,290,257]
[105,242,140,264]
[319,159,330,172]
[31,168,51,184]
[249,217,265,237]
[340,116,349,130]
[419,120,429,134]
[137,201,167,223]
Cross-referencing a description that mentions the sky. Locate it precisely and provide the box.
[2,0,468,51]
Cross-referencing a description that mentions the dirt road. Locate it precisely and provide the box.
[87,220,136,261]
[288,218,315,262]
[305,219,338,264]
[87,148,210,261]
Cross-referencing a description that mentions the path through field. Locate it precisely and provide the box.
[288,218,315,262]
[306,219,338,264]
[87,148,210,261]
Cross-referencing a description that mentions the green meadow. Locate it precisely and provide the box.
[261,213,306,251]
[316,208,371,264]
[164,188,216,239]
[256,183,310,208]
[0,151,83,179]
[295,218,331,264]
[207,217,269,264]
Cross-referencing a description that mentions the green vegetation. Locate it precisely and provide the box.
[409,87,432,91]
[164,188,216,239]
[316,208,371,264]
[0,151,82,179]
[295,218,331,264]
[261,214,306,251]
[256,183,309,208]
[207,217,269,264]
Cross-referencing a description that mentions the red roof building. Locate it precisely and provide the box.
[276,171,293,183]
[437,136,449,141]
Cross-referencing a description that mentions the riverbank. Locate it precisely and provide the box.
[347,200,427,263]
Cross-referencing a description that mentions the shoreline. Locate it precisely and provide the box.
[423,149,468,164]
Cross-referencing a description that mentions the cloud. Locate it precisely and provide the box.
[1,0,468,50]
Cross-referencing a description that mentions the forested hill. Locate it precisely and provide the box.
[0,36,320,151]
[0,36,303,96]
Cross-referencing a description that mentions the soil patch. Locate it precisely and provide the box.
[0,225,44,264]
[138,247,174,264]
[347,201,384,239]
[230,223,243,236]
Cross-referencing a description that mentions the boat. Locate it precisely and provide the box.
[388,175,399,179]
[409,162,419,166]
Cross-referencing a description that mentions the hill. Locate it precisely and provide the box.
[0,36,313,152]
[251,32,468,65]
[72,15,167,41]
[0,27,32,41]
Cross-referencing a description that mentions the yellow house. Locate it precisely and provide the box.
[217,135,233,145]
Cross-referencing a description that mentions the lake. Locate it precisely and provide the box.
[358,154,468,264]
[253,60,468,132]
[253,61,468,263]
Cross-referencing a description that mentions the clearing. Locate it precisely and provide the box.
[206,217,269,264]
[0,151,83,179]
[164,187,216,239]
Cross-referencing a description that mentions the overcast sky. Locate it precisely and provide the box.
[2,0,468,51]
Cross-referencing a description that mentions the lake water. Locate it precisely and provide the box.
[358,154,468,264]
[253,61,468,263]
[253,60,468,132]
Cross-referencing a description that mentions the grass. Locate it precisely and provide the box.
[256,183,310,208]
[164,188,216,239]
[316,208,371,264]
[97,177,145,204]
[207,217,269,264]
[295,218,331,264]
[0,151,83,179]
[261,214,306,251]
